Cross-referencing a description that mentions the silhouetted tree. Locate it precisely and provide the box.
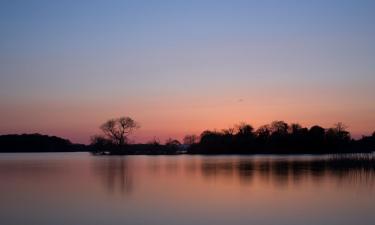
[255,125,271,144]
[100,117,139,146]
[90,135,114,154]
[165,138,181,147]
[234,123,255,150]
[235,123,254,137]
[289,123,302,134]
[288,123,308,146]
[165,138,181,153]
[333,122,350,141]
[268,121,289,148]
[325,123,350,147]
[200,130,218,145]
[183,135,198,145]
[270,121,289,136]
[222,127,235,136]
[309,125,325,138]
[308,125,325,147]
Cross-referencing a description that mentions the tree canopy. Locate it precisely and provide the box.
[99,117,140,145]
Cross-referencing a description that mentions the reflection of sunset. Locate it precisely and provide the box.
[1,154,375,224]
[1,0,375,224]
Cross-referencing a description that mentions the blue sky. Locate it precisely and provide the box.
[1,0,375,143]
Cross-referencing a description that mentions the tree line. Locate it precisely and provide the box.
[188,121,374,154]
[0,116,374,154]
[89,116,375,155]
[0,134,85,152]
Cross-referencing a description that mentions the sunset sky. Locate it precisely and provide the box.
[1,0,375,143]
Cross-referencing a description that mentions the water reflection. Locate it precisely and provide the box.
[1,153,375,225]
[91,155,375,195]
[199,156,375,187]
[91,157,133,195]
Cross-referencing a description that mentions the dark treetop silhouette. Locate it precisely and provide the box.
[0,134,85,152]
[188,121,374,155]
[0,117,374,154]
[90,117,183,155]
[88,117,375,155]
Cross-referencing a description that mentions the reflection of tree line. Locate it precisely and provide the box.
[92,157,133,195]
[199,155,375,186]
[92,155,375,195]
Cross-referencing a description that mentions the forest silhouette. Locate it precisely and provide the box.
[1,117,374,154]
[89,118,375,155]
[187,121,375,154]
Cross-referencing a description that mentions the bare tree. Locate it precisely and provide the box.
[256,124,271,140]
[235,122,254,136]
[270,121,289,135]
[165,138,181,146]
[334,122,348,133]
[222,127,235,136]
[333,122,350,141]
[100,117,140,145]
[183,134,198,145]
[289,123,302,134]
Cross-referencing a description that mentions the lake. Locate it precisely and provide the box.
[0,153,374,225]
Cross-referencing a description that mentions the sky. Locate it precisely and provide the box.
[1,0,375,144]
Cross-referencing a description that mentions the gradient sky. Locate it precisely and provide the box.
[1,0,375,143]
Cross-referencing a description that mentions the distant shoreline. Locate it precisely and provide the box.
[1,131,374,155]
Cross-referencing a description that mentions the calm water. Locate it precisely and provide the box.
[0,153,375,225]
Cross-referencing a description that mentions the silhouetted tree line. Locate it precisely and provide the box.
[188,121,375,154]
[90,136,183,155]
[0,134,85,152]
[90,117,184,155]
[1,117,374,154]
[89,117,374,155]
